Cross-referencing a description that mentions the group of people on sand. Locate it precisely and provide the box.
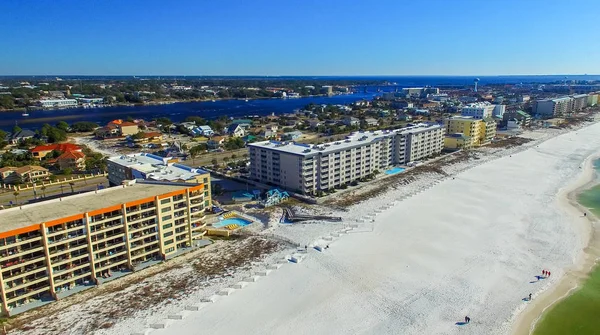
[463,268,552,326]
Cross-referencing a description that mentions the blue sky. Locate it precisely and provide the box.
[1,0,599,75]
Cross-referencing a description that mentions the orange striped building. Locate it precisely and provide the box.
[0,180,211,316]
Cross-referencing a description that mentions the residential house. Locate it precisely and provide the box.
[56,150,86,171]
[30,143,82,160]
[198,125,214,136]
[396,113,412,121]
[308,119,323,129]
[94,124,120,139]
[391,101,413,109]
[282,131,302,141]
[179,122,197,131]
[9,129,36,144]
[343,116,360,126]
[133,132,163,144]
[108,119,139,136]
[208,136,226,149]
[265,124,279,133]
[0,166,49,184]
[261,129,277,139]
[364,118,379,127]
[227,124,246,137]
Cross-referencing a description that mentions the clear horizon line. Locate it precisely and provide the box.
[0,73,599,77]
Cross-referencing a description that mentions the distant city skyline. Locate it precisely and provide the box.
[1,0,600,76]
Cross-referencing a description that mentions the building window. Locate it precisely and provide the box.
[160,198,171,204]
[163,223,173,229]
[162,215,172,221]
[163,231,173,238]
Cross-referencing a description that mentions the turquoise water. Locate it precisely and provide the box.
[212,217,252,228]
[385,167,406,175]
[578,158,600,216]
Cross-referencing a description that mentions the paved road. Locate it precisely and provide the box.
[0,176,109,208]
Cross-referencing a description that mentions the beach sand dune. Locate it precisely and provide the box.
[147,123,600,335]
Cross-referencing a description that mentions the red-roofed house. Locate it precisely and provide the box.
[108,119,139,136]
[30,143,83,159]
[56,150,86,171]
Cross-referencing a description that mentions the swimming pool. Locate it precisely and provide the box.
[212,217,252,228]
[385,167,406,175]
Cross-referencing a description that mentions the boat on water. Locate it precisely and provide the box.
[244,99,249,102]
[22,113,29,116]
[211,99,216,102]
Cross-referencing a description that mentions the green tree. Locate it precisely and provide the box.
[189,145,204,158]
[71,122,99,132]
[12,125,22,134]
[41,185,47,198]
[69,182,75,193]
[13,191,19,205]
[184,116,206,125]
[56,121,69,132]
[211,158,218,167]
[0,95,15,109]
[0,129,7,141]
[131,131,146,140]
[63,167,73,175]
[231,154,237,161]
[47,127,67,143]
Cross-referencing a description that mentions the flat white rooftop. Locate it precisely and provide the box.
[108,153,208,182]
[0,182,188,233]
[249,124,442,156]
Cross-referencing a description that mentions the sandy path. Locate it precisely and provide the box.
[148,122,600,335]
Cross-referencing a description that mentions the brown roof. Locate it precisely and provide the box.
[14,166,48,174]
[120,122,138,127]
[57,150,86,160]
[0,167,16,173]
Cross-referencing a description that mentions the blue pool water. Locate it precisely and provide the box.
[212,217,252,228]
[385,167,406,175]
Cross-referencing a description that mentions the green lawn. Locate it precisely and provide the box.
[533,265,600,335]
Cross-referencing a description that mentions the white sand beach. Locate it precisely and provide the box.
[131,123,600,335]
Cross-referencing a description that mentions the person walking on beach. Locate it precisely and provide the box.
[548,271,551,277]
[465,316,470,324]
[529,293,532,301]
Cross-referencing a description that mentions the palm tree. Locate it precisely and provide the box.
[41,185,47,198]
[231,154,237,161]
[69,182,75,194]
[13,191,19,206]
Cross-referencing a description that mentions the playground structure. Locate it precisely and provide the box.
[261,189,290,207]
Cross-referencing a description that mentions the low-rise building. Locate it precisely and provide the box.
[0,180,210,316]
[38,99,77,108]
[364,118,379,127]
[0,165,49,184]
[343,116,360,126]
[9,129,36,144]
[503,110,532,128]
[30,143,82,160]
[198,125,214,136]
[248,124,444,194]
[227,124,246,137]
[444,133,472,150]
[207,136,225,149]
[56,150,86,171]
[107,153,211,194]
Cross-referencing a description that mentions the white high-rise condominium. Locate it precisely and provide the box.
[248,124,445,195]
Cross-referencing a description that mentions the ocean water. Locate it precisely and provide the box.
[577,159,600,216]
